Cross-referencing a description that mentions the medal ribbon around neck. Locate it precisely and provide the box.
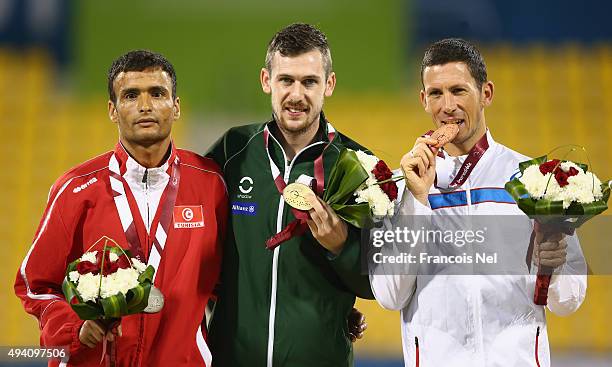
[425,130,490,189]
[263,122,336,250]
[108,145,180,279]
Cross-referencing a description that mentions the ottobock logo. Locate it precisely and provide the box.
[173,205,204,228]
[73,177,98,193]
[238,176,253,198]
[231,201,257,216]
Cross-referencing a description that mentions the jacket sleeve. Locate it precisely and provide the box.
[369,185,432,310]
[14,183,86,357]
[327,225,374,299]
[546,232,587,316]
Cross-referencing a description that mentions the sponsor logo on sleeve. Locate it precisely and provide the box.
[73,177,98,193]
[173,205,205,228]
[231,201,257,216]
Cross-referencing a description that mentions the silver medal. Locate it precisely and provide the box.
[144,286,164,313]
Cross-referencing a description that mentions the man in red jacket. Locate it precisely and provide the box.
[14,50,227,367]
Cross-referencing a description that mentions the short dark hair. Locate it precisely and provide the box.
[265,23,332,77]
[421,38,487,89]
[107,50,177,103]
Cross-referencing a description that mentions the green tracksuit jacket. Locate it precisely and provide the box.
[206,115,374,367]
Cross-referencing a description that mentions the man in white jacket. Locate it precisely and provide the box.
[369,38,587,367]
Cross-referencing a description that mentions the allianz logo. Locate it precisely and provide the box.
[73,177,98,193]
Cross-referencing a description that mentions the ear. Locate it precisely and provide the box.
[324,72,336,97]
[481,81,494,107]
[260,68,271,94]
[173,96,181,120]
[108,100,118,123]
[419,89,430,112]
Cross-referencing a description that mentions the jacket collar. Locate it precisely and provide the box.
[113,141,177,186]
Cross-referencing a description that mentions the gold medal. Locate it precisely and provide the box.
[282,183,315,211]
[144,286,164,313]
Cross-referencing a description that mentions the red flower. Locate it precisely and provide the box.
[76,261,99,275]
[95,250,121,276]
[567,167,579,177]
[116,255,131,269]
[539,159,560,174]
[371,160,398,201]
[380,181,399,201]
[372,160,393,181]
[555,170,570,187]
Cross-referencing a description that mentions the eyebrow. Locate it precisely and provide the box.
[121,85,168,95]
[276,74,321,80]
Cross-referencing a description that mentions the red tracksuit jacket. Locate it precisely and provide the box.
[15,143,227,366]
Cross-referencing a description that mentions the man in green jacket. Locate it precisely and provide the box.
[206,23,374,367]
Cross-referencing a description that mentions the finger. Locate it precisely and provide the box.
[118,325,122,337]
[414,137,439,148]
[360,321,368,332]
[306,219,319,235]
[414,142,435,163]
[539,241,564,251]
[90,321,106,336]
[106,331,115,342]
[416,159,426,178]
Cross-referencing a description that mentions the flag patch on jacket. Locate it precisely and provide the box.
[173,205,204,228]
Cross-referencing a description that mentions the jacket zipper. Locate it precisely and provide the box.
[265,134,327,367]
[535,326,541,367]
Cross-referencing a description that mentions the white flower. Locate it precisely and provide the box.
[68,271,80,283]
[109,252,119,262]
[519,165,551,199]
[351,149,396,216]
[355,185,394,216]
[100,268,140,298]
[560,161,582,173]
[131,258,147,273]
[76,273,101,302]
[80,251,98,264]
[520,162,603,209]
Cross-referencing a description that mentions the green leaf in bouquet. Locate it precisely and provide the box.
[534,198,564,215]
[126,282,152,314]
[100,292,129,319]
[517,198,536,215]
[138,265,155,283]
[519,156,547,174]
[602,180,611,203]
[505,179,529,201]
[330,203,373,229]
[62,279,102,320]
[323,149,368,205]
[109,246,132,259]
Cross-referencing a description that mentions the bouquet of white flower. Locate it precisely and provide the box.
[505,155,610,305]
[62,236,155,321]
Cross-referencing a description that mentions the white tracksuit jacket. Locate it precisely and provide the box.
[369,131,587,367]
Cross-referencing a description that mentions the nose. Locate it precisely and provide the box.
[138,93,152,113]
[288,82,304,101]
[442,92,457,114]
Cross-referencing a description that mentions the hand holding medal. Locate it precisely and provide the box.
[400,123,460,204]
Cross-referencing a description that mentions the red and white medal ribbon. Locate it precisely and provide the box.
[108,143,180,279]
[424,130,489,189]
[263,122,335,250]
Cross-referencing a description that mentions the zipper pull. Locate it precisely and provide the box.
[142,169,148,185]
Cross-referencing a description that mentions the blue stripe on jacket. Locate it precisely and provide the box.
[427,188,515,209]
